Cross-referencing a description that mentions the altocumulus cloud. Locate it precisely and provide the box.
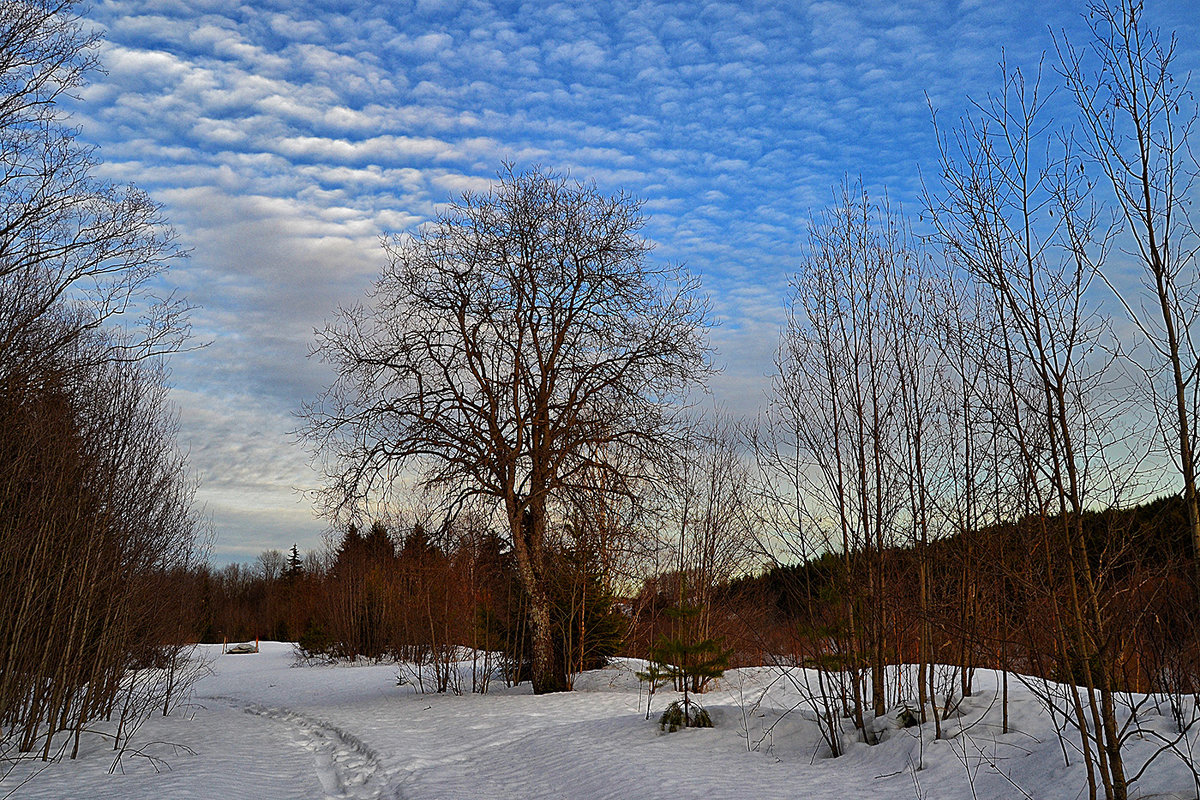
[63,0,1200,562]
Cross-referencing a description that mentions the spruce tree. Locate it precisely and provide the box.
[284,544,303,581]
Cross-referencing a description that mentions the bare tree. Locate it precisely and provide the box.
[928,264,1022,723]
[761,182,910,740]
[0,0,201,762]
[930,62,1139,800]
[0,0,187,370]
[256,549,287,582]
[0,317,204,759]
[879,216,953,737]
[302,166,711,693]
[659,415,755,680]
[1057,0,1200,582]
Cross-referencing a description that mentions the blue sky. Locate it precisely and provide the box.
[67,0,1200,563]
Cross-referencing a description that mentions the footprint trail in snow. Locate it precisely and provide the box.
[230,699,392,799]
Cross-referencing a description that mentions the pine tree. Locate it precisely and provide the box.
[637,598,731,731]
[284,544,303,581]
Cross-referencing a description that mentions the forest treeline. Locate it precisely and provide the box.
[186,493,1197,704]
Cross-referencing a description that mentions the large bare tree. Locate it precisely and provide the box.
[302,167,711,693]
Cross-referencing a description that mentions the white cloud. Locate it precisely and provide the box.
[274,134,457,163]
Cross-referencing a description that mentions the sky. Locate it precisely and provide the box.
[65,0,1200,565]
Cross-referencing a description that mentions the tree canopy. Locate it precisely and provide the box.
[303,166,712,692]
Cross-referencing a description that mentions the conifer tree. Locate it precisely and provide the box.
[284,544,304,581]
[638,596,731,731]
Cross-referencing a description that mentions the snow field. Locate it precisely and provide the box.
[4,643,1198,799]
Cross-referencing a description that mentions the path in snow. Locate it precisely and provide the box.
[205,695,394,800]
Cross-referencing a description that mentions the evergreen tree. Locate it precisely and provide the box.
[284,544,304,581]
[638,598,731,731]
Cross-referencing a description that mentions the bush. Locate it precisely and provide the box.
[296,622,334,660]
[659,700,712,732]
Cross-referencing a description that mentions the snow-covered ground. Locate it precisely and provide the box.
[4,643,1198,799]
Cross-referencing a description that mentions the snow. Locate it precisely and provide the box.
[4,643,1198,799]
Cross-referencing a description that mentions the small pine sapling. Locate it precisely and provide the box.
[641,598,731,731]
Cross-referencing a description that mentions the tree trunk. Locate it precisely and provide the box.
[508,502,567,694]
[527,587,566,693]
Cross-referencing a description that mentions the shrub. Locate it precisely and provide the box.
[659,700,712,732]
